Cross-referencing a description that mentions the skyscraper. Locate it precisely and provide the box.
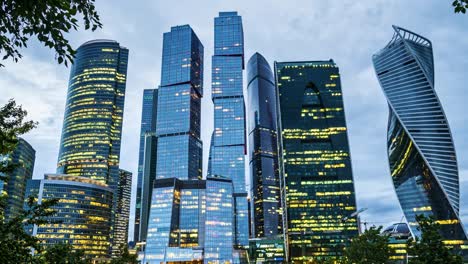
[134,88,158,242]
[143,25,207,263]
[57,39,128,190]
[155,25,203,181]
[275,60,359,261]
[52,39,129,258]
[204,176,235,263]
[373,26,467,249]
[113,169,132,255]
[0,138,35,220]
[208,11,249,248]
[25,174,114,260]
[144,176,235,263]
[247,53,283,239]
[138,132,157,242]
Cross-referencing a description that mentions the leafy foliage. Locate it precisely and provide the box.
[110,245,138,264]
[0,98,58,263]
[0,99,37,190]
[0,0,102,67]
[407,215,462,264]
[0,195,59,263]
[43,243,91,264]
[453,0,468,13]
[0,99,37,155]
[343,226,394,264]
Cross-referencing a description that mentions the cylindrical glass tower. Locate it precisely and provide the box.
[57,40,129,190]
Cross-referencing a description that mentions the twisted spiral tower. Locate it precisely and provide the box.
[373,26,467,246]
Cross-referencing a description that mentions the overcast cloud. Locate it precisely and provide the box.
[1,0,468,240]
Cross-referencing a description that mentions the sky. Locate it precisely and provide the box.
[1,0,468,240]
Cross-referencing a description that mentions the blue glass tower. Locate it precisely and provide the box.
[204,177,235,263]
[247,53,283,239]
[139,132,157,243]
[143,25,206,263]
[275,60,359,261]
[134,88,158,242]
[373,26,467,251]
[156,25,203,180]
[0,138,35,220]
[208,11,249,248]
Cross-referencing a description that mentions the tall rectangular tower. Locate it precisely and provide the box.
[134,88,158,242]
[113,169,132,255]
[208,11,249,248]
[156,25,203,180]
[143,25,206,263]
[275,60,358,261]
[1,138,35,220]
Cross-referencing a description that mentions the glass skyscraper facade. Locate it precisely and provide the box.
[208,11,249,248]
[373,26,467,251]
[144,179,205,263]
[275,60,359,261]
[57,40,128,190]
[156,25,203,181]
[1,138,35,220]
[25,174,114,260]
[113,169,132,256]
[204,177,234,263]
[143,177,235,263]
[55,39,129,257]
[247,53,283,239]
[139,132,157,242]
[143,25,209,263]
[134,88,158,242]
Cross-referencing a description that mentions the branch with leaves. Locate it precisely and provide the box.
[453,0,468,13]
[0,0,102,67]
[0,99,37,182]
[343,226,394,264]
[407,215,463,264]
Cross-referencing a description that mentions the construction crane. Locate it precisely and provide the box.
[342,207,368,223]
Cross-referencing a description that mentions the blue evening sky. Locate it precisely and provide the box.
[1,1,467,239]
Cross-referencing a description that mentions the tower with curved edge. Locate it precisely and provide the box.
[373,25,467,248]
[247,53,283,239]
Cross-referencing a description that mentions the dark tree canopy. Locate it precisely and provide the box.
[343,226,394,264]
[43,243,91,264]
[0,195,59,263]
[0,99,37,181]
[453,0,468,13]
[0,0,102,67]
[407,215,463,264]
[0,99,58,263]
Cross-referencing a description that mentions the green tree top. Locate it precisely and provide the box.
[344,226,394,264]
[0,0,102,67]
[0,99,37,185]
[407,215,463,264]
[453,0,468,13]
[43,243,91,264]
